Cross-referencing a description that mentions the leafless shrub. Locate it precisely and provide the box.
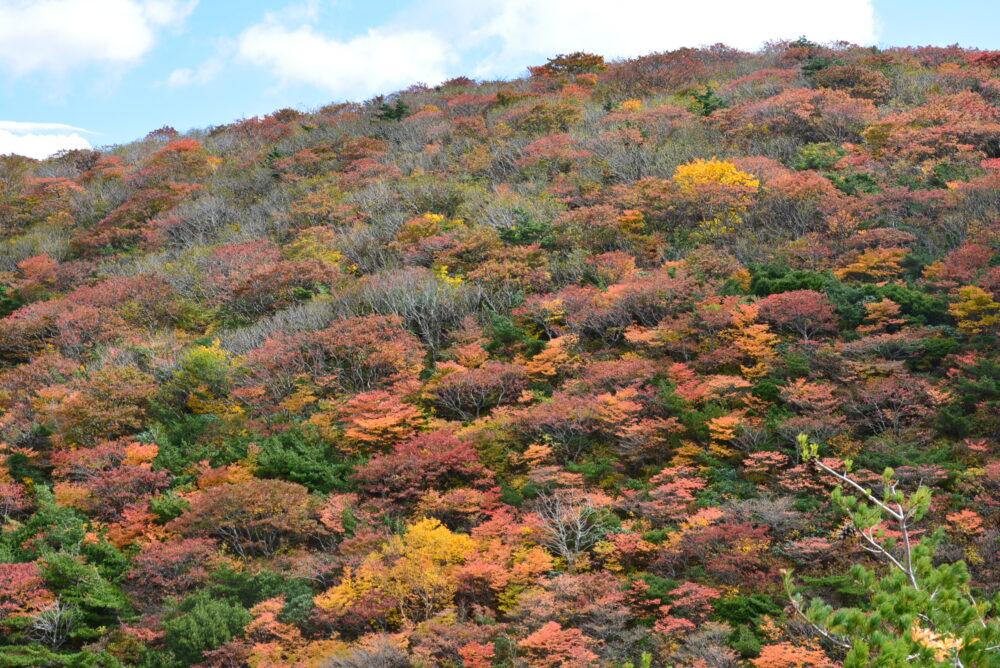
[337,220,403,275]
[532,490,612,572]
[722,496,806,539]
[0,225,72,270]
[666,622,740,668]
[354,267,482,354]
[30,601,80,649]
[320,638,412,668]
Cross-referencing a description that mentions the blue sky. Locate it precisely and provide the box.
[1,0,999,159]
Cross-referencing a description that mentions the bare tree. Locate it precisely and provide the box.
[355,267,482,355]
[320,637,412,668]
[30,601,80,649]
[532,490,611,572]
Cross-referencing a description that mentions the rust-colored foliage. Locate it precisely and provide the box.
[169,479,320,557]
[353,430,489,505]
[518,621,598,668]
[757,289,838,339]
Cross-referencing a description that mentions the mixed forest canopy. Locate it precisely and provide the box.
[1,38,1000,667]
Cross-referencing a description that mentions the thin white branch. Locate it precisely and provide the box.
[812,459,904,521]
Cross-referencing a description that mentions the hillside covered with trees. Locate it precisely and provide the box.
[1,39,1000,667]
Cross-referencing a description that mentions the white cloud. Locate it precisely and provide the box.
[0,120,94,134]
[0,121,95,160]
[0,0,197,75]
[141,0,197,25]
[166,57,222,86]
[237,21,451,99]
[466,0,879,77]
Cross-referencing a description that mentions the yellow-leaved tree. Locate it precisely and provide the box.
[314,518,475,624]
[672,158,760,237]
[949,285,1000,335]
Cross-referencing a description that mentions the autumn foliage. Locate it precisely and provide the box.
[1,39,1000,668]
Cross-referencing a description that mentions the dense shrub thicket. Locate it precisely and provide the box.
[1,39,1000,667]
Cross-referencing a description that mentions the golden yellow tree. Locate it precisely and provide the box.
[314,518,475,624]
[672,158,760,237]
[949,285,1000,335]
